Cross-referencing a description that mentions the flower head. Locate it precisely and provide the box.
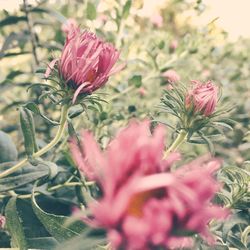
[186,80,219,116]
[162,69,180,84]
[70,121,228,250]
[45,28,123,103]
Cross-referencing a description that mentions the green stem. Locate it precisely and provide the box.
[0,105,69,179]
[163,130,187,159]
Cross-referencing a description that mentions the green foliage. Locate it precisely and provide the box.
[5,197,28,250]
[20,107,38,157]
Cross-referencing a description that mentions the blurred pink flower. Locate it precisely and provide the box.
[169,39,178,52]
[138,87,147,97]
[150,13,163,28]
[70,121,228,250]
[45,29,124,103]
[0,215,5,229]
[61,18,78,35]
[186,80,219,116]
[162,69,180,83]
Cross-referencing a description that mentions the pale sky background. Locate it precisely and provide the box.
[0,0,250,41]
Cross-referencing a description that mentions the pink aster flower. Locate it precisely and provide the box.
[61,18,78,35]
[45,28,124,103]
[186,80,219,116]
[70,121,228,250]
[162,69,180,84]
[138,87,147,97]
[169,39,178,52]
[0,215,5,229]
[150,13,163,28]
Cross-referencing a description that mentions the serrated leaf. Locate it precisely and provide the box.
[32,191,86,242]
[5,197,28,250]
[86,2,96,20]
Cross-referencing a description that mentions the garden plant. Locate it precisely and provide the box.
[0,0,249,249]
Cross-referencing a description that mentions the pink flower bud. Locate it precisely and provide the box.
[45,28,124,103]
[169,39,178,52]
[150,13,163,28]
[162,69,180,83]
[186,80,218,116]
[138,87,147,97]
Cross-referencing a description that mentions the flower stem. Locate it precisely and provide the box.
[163,130,187,159]
[0,105,69,179]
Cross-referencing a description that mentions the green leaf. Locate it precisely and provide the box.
[26,237,58,249]
[222,212,249,242]
[0,16,27,27]
[86,2,97,20]
[227,235,248,250]
[24,102,60,126]
[20,107,38,156]
[122,0,132,19]
[213,121,233,130]
[198,132,215,154]
[68,105,85,119]
[129,75,142,88]
[0,131,18,163]
[24,102,40,115]
[5,197,28,250]
[32,192,86,242]
[241,225,250,247]
[0,51,30,59]
[0,163,49,192]
[55,231,106,250]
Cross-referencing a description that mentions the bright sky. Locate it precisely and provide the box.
[197,0,250,41]
[1,0,250,41]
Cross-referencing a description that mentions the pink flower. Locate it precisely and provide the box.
[138,87,147,97]
[186,80,219,116]
[0,215,5,229]
[150,13,163,28]
[169,40,178,52]
[70,121,228,250]
[61,18,78,35]
[45,29,124,103]
[162,69,180,84]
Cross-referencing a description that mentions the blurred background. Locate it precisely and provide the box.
[2,0,250,41]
